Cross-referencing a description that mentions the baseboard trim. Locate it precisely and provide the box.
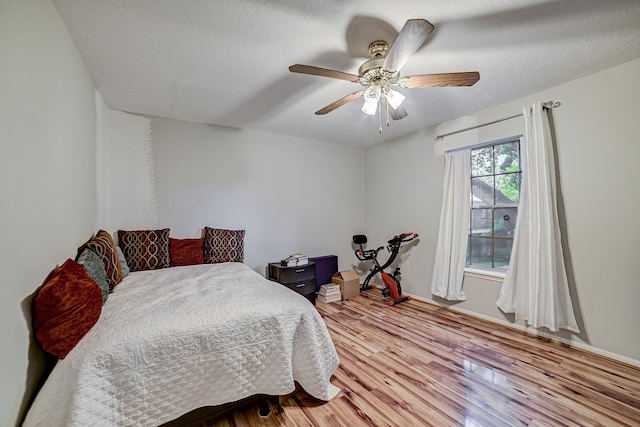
[406,293,640,369]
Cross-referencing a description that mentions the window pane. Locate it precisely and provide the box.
[470,208,492,237]
[469,236,493,268]
[466,138,521,271]
[471,176,494,206]
[471,146,493,177]
[494,141,520,174]
[494,207,517,237]
[494,238,514,269]
[495,173,520,203]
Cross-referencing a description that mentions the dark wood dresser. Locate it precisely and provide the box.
[267,261,316,305]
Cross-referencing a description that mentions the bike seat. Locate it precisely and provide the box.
[353,234,368,245]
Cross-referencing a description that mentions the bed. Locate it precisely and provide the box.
[23,262,340,426]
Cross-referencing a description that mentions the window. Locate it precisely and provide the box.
[466,139,521,270]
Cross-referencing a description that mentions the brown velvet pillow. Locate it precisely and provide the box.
[169,238,204,267]
[32,259,102,359]
[79,230,123,290]
[203,227,245,263]
[117,229,170,272]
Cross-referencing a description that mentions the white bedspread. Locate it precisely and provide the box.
[23,263,340,426]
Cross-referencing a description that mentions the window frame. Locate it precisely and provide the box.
[465,136,523,274]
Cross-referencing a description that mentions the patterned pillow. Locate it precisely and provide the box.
[169,238,204,267]
[117,229,170,272]
[203,227,245,263]
[76,248,109,304]
[79,230,123,290]
[32,259,102,359]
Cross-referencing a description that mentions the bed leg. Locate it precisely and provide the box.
[275,396,285,414]
[258,396,271,417]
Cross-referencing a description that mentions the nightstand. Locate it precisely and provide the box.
[267,262,316,305]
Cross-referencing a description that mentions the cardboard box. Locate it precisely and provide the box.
[331,270,360,300]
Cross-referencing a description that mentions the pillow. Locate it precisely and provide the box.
[76,248,109,304]
[79,230,123,290]
[169,238,204,267]
[115,245,130,277]
[203,227,245,263]
[117,229,170,272]
[32,259,102,359]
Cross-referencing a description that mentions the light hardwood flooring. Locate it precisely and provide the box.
[200,290,640,426]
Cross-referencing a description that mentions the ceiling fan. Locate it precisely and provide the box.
[289,19,480,132]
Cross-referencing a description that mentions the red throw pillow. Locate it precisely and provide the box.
[169,238,204,267]
[32,259,102,359]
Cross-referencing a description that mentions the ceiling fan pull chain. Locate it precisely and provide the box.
[386,99,391,127]
[378,104,383,133]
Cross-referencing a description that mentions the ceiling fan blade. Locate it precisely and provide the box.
[315,91,363,115]
[381,98,408,120]
[289,64,359,82]
[398,72,480,88]
[389,105,408,121]
[382,19,435,73]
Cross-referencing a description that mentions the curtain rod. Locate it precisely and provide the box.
[433,101,561,141]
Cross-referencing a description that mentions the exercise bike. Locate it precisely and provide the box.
[353,232,419,306]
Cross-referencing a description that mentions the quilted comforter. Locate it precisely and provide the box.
[23,262,340,426]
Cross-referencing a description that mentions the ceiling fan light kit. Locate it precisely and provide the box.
[363,85,382,103]
[362,85,382,115]
[289,18,480,133]
[386,89,405,109]
[361,99,378,115]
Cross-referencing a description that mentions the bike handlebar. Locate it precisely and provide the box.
[388,232,419,246]
[354,232,418,261]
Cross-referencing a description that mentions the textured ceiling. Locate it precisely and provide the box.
[53,0,640,147]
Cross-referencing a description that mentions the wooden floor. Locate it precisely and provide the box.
[197,290,640,426]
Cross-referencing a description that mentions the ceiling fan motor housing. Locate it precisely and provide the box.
[358,56,399,91]
[368,40,388,57]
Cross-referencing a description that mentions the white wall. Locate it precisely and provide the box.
[96,96,158,231]
[0,1,97,425]
[364,57,640,362]
[363,128,443,291]
[150,118,364,274]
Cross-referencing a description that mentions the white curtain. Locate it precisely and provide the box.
[431,149,470,301]
[496,101,579,332]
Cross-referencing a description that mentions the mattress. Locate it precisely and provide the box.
[23,262,340,426]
